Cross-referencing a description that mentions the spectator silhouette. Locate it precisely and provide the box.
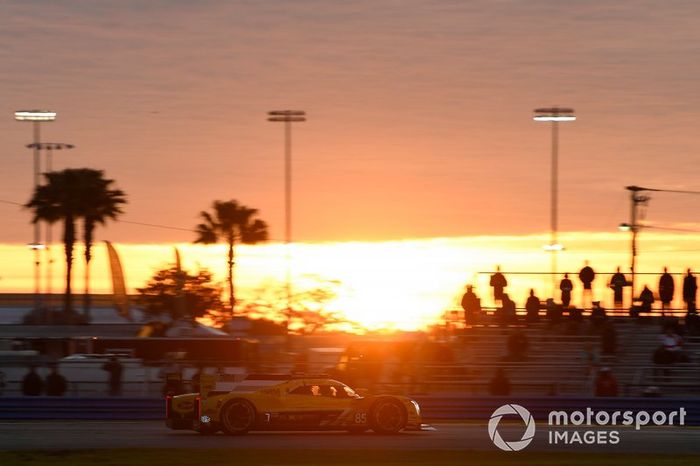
[560,273,573,307]
[45,364,67,396]
[460,285,481,325]
[489,368,511,396]
[594,368,618,397]
[654,325,688,366]
[631,285,654,317]
[609,266,627,308]
[578,261,595,308]
[525,289,540,322]
[21,366,43,396]
[489,266,507,304]
[658,267,674,316]
[590,301,607,327]
[102,355,123,396]
[545,298,562,325]
[639,285,655,313]
[683,269,697,311]
[497,293,516,326]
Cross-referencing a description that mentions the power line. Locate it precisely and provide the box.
[1,197,284,241]
[643,225,700,233]
[117,220,195,233]
[650,188,700,195]
[0,199,23,206]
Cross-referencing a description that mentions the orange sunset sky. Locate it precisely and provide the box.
[1,2,700,328]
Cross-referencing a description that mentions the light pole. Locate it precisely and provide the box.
[267,110,306,336]
[619,186,651,303]
[533,107,576,296]
[15,110,56,313]
[26,142,75,319]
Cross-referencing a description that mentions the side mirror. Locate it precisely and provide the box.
[355,388,370,398]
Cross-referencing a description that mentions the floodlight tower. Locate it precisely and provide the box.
[15,110,57,312]
[619,186,651,301]
[533,107,576,295]
[267,110,306,335]
[26,142,75,315]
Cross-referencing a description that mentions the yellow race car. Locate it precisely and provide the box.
[166,374,424,435]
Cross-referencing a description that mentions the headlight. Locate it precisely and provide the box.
[411,400,421,415]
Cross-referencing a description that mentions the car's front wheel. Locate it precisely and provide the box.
[369,398,406,434]
[221,399,256,435]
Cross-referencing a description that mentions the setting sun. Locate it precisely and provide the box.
[2,231,699,331]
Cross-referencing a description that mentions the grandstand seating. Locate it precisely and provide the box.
[405,315,700,397]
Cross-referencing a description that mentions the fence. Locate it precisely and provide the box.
[1,396,699,425]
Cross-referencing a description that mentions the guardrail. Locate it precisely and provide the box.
[1,396,699,425]
[415,396,700,425]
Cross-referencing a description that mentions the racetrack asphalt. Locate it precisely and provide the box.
[0,421,698,454]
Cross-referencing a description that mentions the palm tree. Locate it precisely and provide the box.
[80,171,126,319]
[194,200,268,316]
[26,169,126,320]
[25,169,85,316]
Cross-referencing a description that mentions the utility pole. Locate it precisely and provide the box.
[625,186,650,302]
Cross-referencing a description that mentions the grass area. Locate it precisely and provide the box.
[0,449,693,466]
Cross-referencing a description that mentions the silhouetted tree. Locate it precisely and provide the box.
[80,171,126,319]
[136,266,225,323]
[239,277,360,334]
[194,200,268,316]
[26,168,125,317]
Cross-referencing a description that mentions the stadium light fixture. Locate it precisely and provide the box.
[15,109,57,313]
[533,106,576,296]
[267,110,307,338]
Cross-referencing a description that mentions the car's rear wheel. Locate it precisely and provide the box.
[221,399,256,435]
[369,398,406,434]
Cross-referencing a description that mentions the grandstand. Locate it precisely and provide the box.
[382,316,700,397]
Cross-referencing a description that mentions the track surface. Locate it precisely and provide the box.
[0,421,698,454]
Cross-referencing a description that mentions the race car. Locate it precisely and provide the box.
[166,374,424,435]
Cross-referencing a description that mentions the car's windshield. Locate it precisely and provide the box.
[338,383,359,398]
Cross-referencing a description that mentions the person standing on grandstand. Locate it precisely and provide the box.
[638,285,655,315]
[489,266,507,305]
[658,267,675,316]
[497,293,516,326]
[578,261,595,309]
[590,301,607,327]
[560,273,573,307]
[661,326,684,353]
[683,269,697,311]
[460,285,481,325]
[525,289,540,322]
[609,266,627,307]
[655,325,688,365]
